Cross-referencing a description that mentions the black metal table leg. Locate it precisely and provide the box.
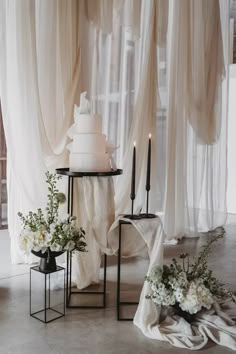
[67,176,70,214]
[117,220,139,321]
[103,253,107,308]
[66,251,69,307]
[44,272,47,322]
[70,176,74,215]
[66,176,107,309]
[117,221,122,320]
[66,251,107,309]
[56,169,124,310]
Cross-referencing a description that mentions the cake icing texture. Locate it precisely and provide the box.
[67,92,112,172]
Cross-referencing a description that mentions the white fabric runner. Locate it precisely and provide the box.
[135,299,236,350]
[71,176,115,289]
[108,216,164,258]
[131,222,236,351]
[71,190,236,350]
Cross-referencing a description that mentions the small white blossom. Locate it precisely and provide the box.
[149,265,163,283]
[64,241,75,252]
[174,288,184,302]
[50,243,63,252]
[49,224,56,234]
[59,214,70,223]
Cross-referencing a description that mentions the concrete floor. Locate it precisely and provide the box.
[0,217,236,354]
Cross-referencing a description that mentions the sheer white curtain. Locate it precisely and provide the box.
[81,0,229,239]
[164,0,229,239]
[0,0,80,263]
[0,0,229,263]
[80,0,168,216]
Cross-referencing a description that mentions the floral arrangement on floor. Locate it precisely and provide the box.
[18,172,87,255]
[145,235,235,319]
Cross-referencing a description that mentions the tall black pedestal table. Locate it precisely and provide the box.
[56,168,123,309]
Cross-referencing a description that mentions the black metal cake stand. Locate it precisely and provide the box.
[56,167,123,178]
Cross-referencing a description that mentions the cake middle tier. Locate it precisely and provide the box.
[72,133,106,154]
[69,152,111,172]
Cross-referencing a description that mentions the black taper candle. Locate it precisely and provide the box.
[145,134,151,215]
[130,142,136,202]
[146,134,151,191]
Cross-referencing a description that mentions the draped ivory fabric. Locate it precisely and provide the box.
[163,0,229,239]
[0,0,229,260]
[0,0,232,350]
[72,177,115,289]
[80,0,166,216]
[81,0,228,240]
[85,0,122,34]
[108,216,163,258]
[109,217,236,350]
[0,0,81,263]
[187,0,225,145]
[133,230,236,350]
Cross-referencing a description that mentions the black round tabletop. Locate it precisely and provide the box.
[56,168,123,177]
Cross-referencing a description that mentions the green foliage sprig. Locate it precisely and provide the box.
[18,172,87,254]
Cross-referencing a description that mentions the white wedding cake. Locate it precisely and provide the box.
[67,92,114,172]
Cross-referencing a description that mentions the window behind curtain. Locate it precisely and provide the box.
[230,0,236,63]
[0,102,7,229]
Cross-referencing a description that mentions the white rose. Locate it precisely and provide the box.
[50,243,62,252]
[179,280,214,314]
[19,234,33,254]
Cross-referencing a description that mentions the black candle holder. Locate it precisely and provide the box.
[140,190,157,219]
[140,213,157,219]
[123,199,141,220]
[123,214,142,220]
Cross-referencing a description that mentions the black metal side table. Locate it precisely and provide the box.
[30,265,65,323]
[56,168,123,309]
[117,216,158,321]
[117,219,139,321]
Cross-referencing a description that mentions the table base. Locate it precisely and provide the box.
[66,252,107,308]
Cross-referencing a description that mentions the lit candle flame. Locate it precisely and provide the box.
[149,133,151,139]
[134,141,136,147]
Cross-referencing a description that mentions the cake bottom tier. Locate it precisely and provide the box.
[69,152,111,172]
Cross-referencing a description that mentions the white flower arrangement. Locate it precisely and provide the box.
[18,172,87,255]
[146,235,235,318]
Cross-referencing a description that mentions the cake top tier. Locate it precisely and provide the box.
[76,91,90,114]
[67,91,118,171]
[67,92,102,137]
[73,92,102,125]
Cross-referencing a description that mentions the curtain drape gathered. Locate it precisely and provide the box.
[80,0,168,216]
[81,0,229,238]
[164,0,229,239]
[0,0,229,263]
[0,0,81,263]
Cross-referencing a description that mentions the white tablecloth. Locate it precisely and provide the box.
[71,176,164,289]
[71,176,115,289]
